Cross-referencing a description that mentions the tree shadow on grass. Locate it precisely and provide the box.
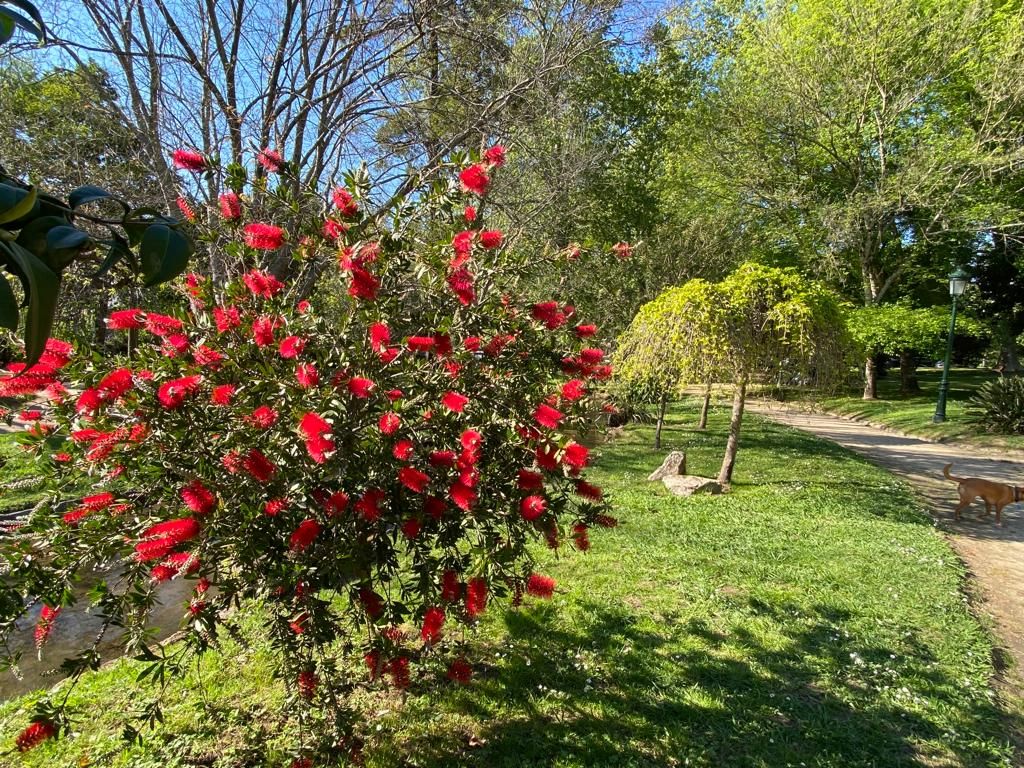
[407,599,1016,768]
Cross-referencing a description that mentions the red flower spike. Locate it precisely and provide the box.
[399,466,430,494]
[355,489,386,521]
[517,469,544,490]
[368,323,391,352]
[219,192,241,220]
[484,144,506,168]
[463,205,477,222]
[450,481,477,511]
[573,523,591,551]
[459,164,490,195]
[421,606,445,643]
[441,391,469,413]
[142,516,201,544]
[348,377,375,398]
[157,375,202,409]
[429,450,456,468]
[242,449,277,482]
[247,405,279,429]
[401,517,422,539]
[480,230,503,249]
[290,519,320,552]
[535,444,559,471]
[446,267,476,305]
[359,587,384,619]
[181,480,217,514]
[575,324,597,338]
[295,363,319,388]
[172,149,206,171]
[574,480,603,501]
[527,573,557,599]
[534,403,564,430]
[562,442,590,472]
[298,669,317,699]
[257,147,284,173]
[279,335,306,359]
[379,412,401,435]
[393,440,415,461]
[520,495,547,521]
[425,496,447,520]
[211,384,235,405]
[16,720,56,751]
[243,223,285,250]
[407,336,435,353]
[34,605,60,649]
[448,658,472,683]
[441,570,462,601]
[561,379,587,401]
[465,577,488,618]
[264,498,288,516]
[332,187,359,217]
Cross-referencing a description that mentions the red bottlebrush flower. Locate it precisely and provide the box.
[517,469,544,490]
[305,434,335,463]
[161,551,201,576]
[579,347,604,364]
[574,323,597,338]
[388,656,410,689]
[332,186,359,217]
[443,360,462,378]
[485,333,514,357]
[401,517,422,539]
[562,442,590,471]
[161,333,190,358]
[425,496,447,519]
[359,586,384,618]
[264,498,288,516]
[479,229,503,249]
[355,489,386,521]
[398,466,430,494]
[434,333,453,356]
[75,388,102,415]
[251,315,276,347]
[460,428,482,451]
[243,222,285,250]
[193,345,225,369]
[612,241,633,259]
[323,491,349,517]
[142,516,201,545]
[368,322,391,352]
[574,480,603,501]
[242,449,277,482]
[561,379,587,401]
[34,605,60,649]
[158,375,202,409]
[211,384,235,405]
[379,412,401,435]
[527,573,556,599]
[393,440,414,461]
[441,391,469,413]
[290,519,321,552]
[464,336,481,352]
[279,335,306,359]
[378,346,400,365]
[62,507,91,525]
[595,513,619,528]
[181,480,216,514]
[16,719,56,751]
[420,606,445,643]
[172,149,206,171]
[484,144,507,168]
[535,444,559,471]
[572,523,591,551]
[243,405,277,430]
[295,362,319,388]
[134,536,177,563]
[534,403,564,430]
[52,452,72,463]
[82,492,115,511]
[243,269,285,299]
[106,309,145,330]
[459,163,490,195]
[289,612,308,634]
[451,230,474,268]
[348,376,375,398]
[297,299,311,313]
[176,196,196,222]
[532,301,559,323]
[450,481,477,511]
[520,495,547,521]
[465,577,488,618]
[464,205,477,222]
[448,657,473,683]
[348,265,380,301]
[219,192,242,221]
[322,217,348,242]
[429,450,456,468]
[441,570,461,601]
[446,267,476,305]
[257,147,284,173]
[213,306,241,333]
[365,649,382,679]
[298,669,317,699]
[407,335,435,353]
[145,312,184,337]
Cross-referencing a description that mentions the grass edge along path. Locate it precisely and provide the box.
[0,404,1018,767]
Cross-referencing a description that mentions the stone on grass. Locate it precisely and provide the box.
[647,451,686,482]
[662,475,722,496]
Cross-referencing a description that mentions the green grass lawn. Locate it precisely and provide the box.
[0,431,50,513]
[1,403,1017,767]
[784,368,1023,452]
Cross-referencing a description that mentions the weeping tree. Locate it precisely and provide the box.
[614,278,725,448]
[618,263,853,483]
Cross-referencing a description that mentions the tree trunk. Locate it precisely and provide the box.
[1001,344,1021,375]
[863,356,877,399]
[717,378,747,486]
[698,383,711,430]
[93,289,108,349]
[654,393,668,449]
[898,349,919,394]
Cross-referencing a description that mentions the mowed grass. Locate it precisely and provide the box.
[0,432,49,512]
[0,403,1017,767]
[790,368,1023,452]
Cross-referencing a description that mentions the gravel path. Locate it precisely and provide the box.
[749,401,1024,698]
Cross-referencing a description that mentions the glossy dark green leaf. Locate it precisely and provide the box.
[0,240,59,366]
[123,207,172,246]
[0,6,41,41]
[0,11,14,43]
[46,225,89,251]
[15,214,67,263]
[0,271,16,330]
[0,183,36,226]
[92,237,131,278]
[69,185,113,209]
[1,0,44,37]
[140,224,193,286]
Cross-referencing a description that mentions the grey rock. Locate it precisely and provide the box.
[662,475,723,496]
[647,451,687,481]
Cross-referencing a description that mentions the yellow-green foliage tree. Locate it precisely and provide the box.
[616,263,852,484]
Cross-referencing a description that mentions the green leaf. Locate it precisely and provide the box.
[0,272,16,330]
[68,185,117,210]
[45,225,88,251]
[0,11,14,43]
[0,6,42,41]
[92,237,131,278]
[0,240,59,366]
[123,207,172,246]
[0,184,36,226]
[139,224,193,286]
[1,0,44,38]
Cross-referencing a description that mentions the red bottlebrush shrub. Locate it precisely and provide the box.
[0,147,614,761]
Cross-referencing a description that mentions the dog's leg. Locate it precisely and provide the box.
[997,503,1005,526]
[955,496,972,521]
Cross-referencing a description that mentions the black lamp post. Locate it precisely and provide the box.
[933,268,970,423]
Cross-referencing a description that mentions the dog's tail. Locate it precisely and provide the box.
[943,463,965,484]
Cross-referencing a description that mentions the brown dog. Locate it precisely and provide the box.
[943,463,1023,525]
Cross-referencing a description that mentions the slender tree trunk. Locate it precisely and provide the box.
[898,349,919,394]
[654,392,668,449]
[698,383,711,430]
[93,290,108,349]
[717,378,747,486]
[863,356,877,399]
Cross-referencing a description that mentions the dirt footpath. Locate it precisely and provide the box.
[748,401,1024,700]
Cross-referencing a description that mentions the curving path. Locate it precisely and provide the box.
[748,401,1024,698]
